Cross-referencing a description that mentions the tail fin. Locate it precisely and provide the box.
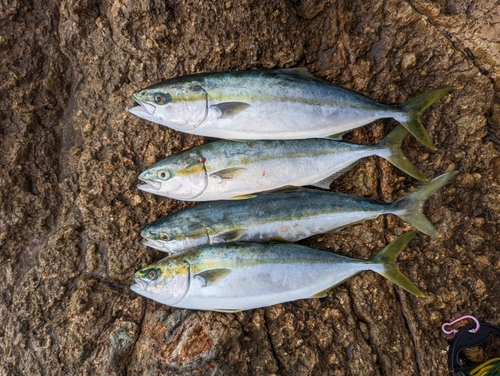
[376,125,427,181]
[370,231,424,297]
[391,171,458,237]
[397,86,454,150]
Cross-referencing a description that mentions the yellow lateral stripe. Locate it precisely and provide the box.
[176,164,206,177]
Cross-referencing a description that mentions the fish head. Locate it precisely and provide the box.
[138,152,208,200]
[129,80,208,131]
[141,220,210,254]
[131,258,190,305]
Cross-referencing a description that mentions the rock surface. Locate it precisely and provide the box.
[1,0,499,374]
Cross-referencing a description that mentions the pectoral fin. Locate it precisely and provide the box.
[214,229,247,243]
[211,102,251,118]
[194,269,232,287]
[210,168,246,182]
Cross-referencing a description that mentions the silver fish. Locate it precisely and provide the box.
[137,125,426,201]
[129,68,452,150]
[131,231,424,312]
[141,172,457,253]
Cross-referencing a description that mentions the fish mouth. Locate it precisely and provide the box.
[141,239,169,252]
[137,179,162,191]
[134,278,148,291]
[129,97,156,116]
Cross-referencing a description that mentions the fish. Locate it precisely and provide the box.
[138,125,426,201]
[141,171,457,253]
[130,231,424,312]
[129,68,453,150]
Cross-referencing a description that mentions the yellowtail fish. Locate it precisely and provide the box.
[138,125,426,201]
[129,68,452,150]
[131,231,424,312]
[141,172,457,253]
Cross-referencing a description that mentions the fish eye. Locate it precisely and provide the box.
[153,93,172,105]
[157,169,170,180]
[159,233,170,241]
[147,269,158,280]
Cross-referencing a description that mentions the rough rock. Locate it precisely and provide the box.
[1,0,499,375]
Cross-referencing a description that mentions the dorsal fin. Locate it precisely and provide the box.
[276,67,316,78]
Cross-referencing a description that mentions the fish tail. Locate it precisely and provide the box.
[370,231,424,297]
[397,86,454,150]
[391,171,458,237]
[376,125,427,181]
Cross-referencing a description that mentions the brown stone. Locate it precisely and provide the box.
[1,0,499,375]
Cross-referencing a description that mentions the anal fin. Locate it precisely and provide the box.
[311,287,331,298]
[309,162,358,189]
[325,131,348,140]
[268,236,290,243]
[326,219,370,234]
[230,194,256,200]
[213,308,242,313]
